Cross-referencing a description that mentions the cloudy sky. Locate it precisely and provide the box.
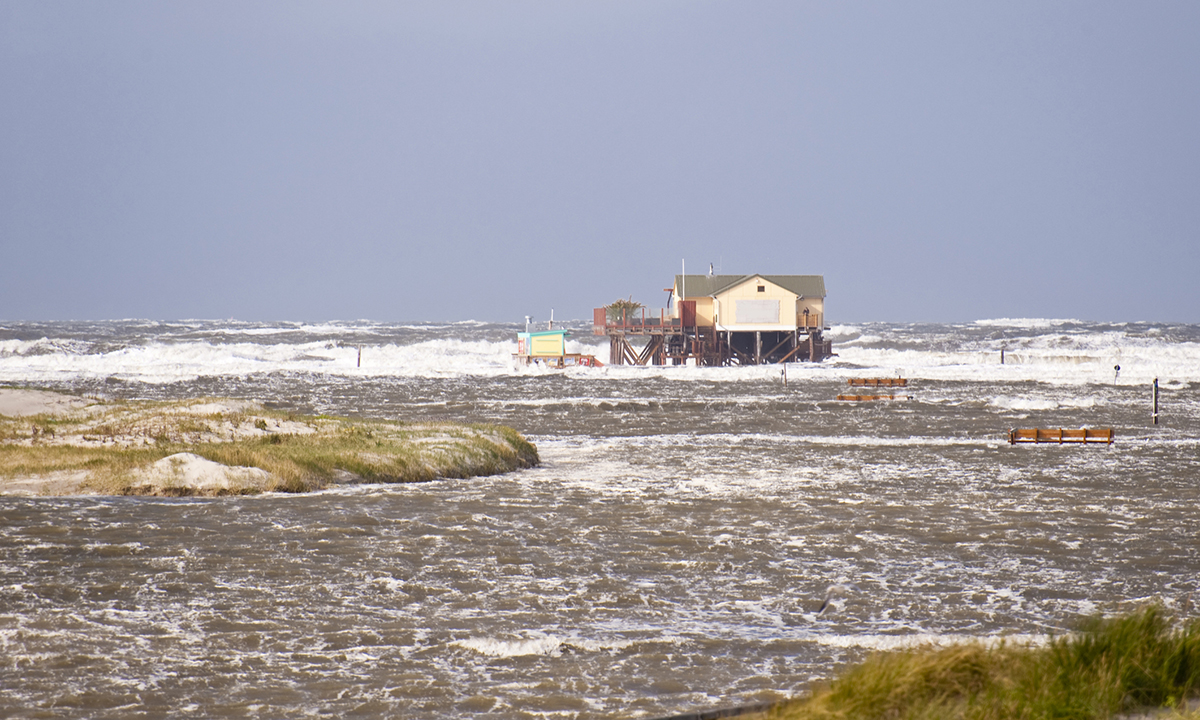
[3,1,1197,323]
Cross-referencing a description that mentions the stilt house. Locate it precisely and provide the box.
[594,273,832,366]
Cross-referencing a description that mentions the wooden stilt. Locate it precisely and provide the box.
[763,334,794,363]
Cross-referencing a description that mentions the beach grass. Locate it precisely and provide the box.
[0,396,538,495]
[738,605,1200,720]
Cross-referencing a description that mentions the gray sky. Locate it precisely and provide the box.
[3,1,1198,323]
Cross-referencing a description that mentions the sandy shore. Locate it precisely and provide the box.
[0,388,96,417]
[0,389,276,496]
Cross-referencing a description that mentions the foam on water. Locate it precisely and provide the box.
[813,632,1051,650]
[3,319,1199,385]
[989,395,1101,411]
[454,633,636,658]
[974,318,1081,329]
[3,318,1200,719]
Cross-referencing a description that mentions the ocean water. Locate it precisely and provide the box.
[1,318,1198,718]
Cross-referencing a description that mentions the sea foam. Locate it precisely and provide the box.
[2,319,1198,385]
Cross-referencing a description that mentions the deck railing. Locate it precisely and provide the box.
[594,307,680,335]
[595,307,822,334]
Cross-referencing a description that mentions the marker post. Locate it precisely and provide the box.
[1153,378,1160,426]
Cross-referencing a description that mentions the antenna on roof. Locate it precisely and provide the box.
[524,316,531,332]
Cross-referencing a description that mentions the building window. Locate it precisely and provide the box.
[757,286,765,293]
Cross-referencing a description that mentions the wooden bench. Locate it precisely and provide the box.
[847,378,907,387]
[1008,428,1114,445]
[837,394,908,402]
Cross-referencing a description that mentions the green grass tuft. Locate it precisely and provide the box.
[751,605,1200,720]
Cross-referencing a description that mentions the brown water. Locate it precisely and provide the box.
[2,320,1198,718]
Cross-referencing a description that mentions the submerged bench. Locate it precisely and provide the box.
[837,394,910,401]
[1008,428,1114,445]
[847,378,908,387]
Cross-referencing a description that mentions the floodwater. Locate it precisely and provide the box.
[2,319,1198,718]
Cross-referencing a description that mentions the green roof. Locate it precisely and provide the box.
[674,274,825,298]
[519,329,569,337]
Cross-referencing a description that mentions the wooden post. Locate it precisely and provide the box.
[755,331,761,365]
[1000,348,1005,364]
[1153,377,1159,425]
[357,346,362,368]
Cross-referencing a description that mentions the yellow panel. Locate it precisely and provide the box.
[531,335,564,356]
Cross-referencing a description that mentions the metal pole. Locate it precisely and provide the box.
[357,346,361,368]
[1000,348,1005,364]
[1153,377,1160,425]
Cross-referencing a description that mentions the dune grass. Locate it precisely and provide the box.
[743,606,1200,720]
[184,422,540,493]
[1,397,539,495]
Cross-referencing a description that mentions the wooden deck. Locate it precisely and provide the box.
[513,353,602,369]
[847,378,907,387]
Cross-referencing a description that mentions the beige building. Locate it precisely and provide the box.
[671,274,826,331]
